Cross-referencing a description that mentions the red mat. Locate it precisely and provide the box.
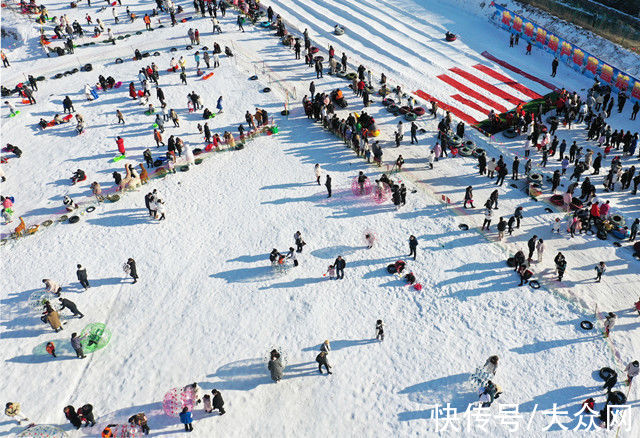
[450,94,491,115]
[413,90,478,125]
[481,51,559,91]
[449,67,525,106]
[473,64,542,100]
[437,74,509,113]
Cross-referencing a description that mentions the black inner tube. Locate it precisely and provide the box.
[529,280,540,289]
[86,206,96,213]
[458,224,469,230]
[580,321,593,330]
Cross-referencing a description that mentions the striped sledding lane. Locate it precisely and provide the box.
[481,51,560,91]
[437,74,509,113]
[450,94,491,115]
[473,64,543,100]
[449,67,526,106]
[413,90,479,125]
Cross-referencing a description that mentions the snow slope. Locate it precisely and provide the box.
[1,0,639,437]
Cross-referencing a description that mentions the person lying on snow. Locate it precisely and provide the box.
[71,169,86,184]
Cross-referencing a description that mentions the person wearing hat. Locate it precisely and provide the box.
[321,340,331,352]
[71,332,86,359]
[5,402,29,424]
[179,407,193,432]
[211,389,225,415]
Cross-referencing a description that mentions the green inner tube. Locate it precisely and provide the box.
[195,158,203,165]
[54,73,63,79]
[116,35,125,40]
[41,219,53,227]
[345,72,356,80]
[404,112,417,121]
[108,194,120,202]
[459,146,472,156]
[180,165,190,172]
[503,128,518,138]
[336,71,346,78]
[36,75,45,81]
[58,215,68,222]
[80,323,112,353]
[136,31,142,35]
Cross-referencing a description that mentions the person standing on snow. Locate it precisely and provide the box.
[483,355,499,375]
[325,174,332,198]
[481,206,492,230]
[314,163,322,185]
[77,404,96,427]
[76,264,89,289]
[463,186,474,208]
[334,255,345,279]
[408,235,418,260]
[527,235,538,262]
[595,261,606,282]
[268,349,284,382]
[294,231,305,253]
[64,406,82,429]
[210,389,225,415]
[603,312,616,338]
[551,58,558,77]
[126,258,138,283]
[179,407,193,432]
[316,351,332,374]
[375,319,384,341]
[285,247,298,267]
[71,332,86,358]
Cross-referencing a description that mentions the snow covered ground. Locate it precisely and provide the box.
[1,0,639,437]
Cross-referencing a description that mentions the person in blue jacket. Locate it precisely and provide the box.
[179,407,193,432]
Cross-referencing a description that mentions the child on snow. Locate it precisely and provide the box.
[375,319,384,341]
[202,394,213,413]
[325,265,335,279]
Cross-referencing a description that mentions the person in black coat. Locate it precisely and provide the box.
[211,389,225,415]
[76,264,89,289]
[408,235,418,260]
[78,404,95,427]
[325,174,332,198]
[59,297,84,318]
[527,235,538,262]
[334,256,345,279]
[127,258,138,283]
[64,406,82,429]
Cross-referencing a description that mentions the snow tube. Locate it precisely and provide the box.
[412,107,426,116]
[260,21,271,28]
[506,257,516,267]
[550,194,563,206]
[235,143,245,150]
[135,31,142,35]
[281,110,290,116]
[458,223,469,231]
[63,71,72,76]
[613,241,622,247]
[529,280,540,289]
[445,33,457,42]
[544,207,553,213]
[387,104,399,115]
[336,70,346,78]
[472,148,485,157]
[116,35,125,40]
[41,219,53,227]
[68,215,80,223]
[201,46,209,51]
[634,242,640,256]
[609,391,627,405]
[381,98,395,107]
[459,146,473,156]
[86,206,96,213]
[27,225,39,235]
[611,215,625,228]
[170,47,177,52]
[195,158,203,165]
[107,194,120,202]
[58,215,68,222]
[597,229,608,240]
[84,63,92,72]
[71,68,78,74]
[115,58,123,64]
[570,198,583,210]
[54,73,63,79]
[153,51,160,56]
[345,72,356,80]
[249,75,258,80]
[599,367,617,381]
[546,115,558,125]
[263,87,271,93]
[378,88,390,96]
[404,112,417,122]
[310,46,319,54]
[334,26,345,36]
[186,45,193,50]
[193,148,202,155]
[463,140,474,148]
[142,52,150,58]
[36,75,45,81]
[80,322,111,353]
[528,173,542,184]
[180,165,190,172]
[580,320,593,330]
[398,106,411,115]
[503,128,518,138]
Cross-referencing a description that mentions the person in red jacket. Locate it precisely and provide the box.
[589,202,600,228]
[129,82,137,100]
[46,341,57,358]
[116,136,125,155]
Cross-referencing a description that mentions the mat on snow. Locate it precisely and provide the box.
[437,74,509,113]
[473,64,542,99]
[450,94,491,115]
[414,90,478,125]
[449,67,526,106]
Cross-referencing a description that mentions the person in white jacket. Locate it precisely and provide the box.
[314,163,322,185]
[155,199,166,220]
[536,239,545,262]
[107,28,115,44]
[625,360,639,385]
[285,247,298,267]
[84,84,93,101]
[42,279,62,295]
[185,145,195,165]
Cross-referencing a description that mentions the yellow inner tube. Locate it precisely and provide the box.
[27,225,39,234]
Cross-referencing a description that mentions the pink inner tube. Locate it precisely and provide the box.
[351,177,373,196]
[310,46,319,54]
[412,107,426,116]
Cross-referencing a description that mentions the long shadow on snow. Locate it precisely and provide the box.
[205,358,317,391]
[301,338,378,352]
[210,266,275,284]
[397,373,472,421]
